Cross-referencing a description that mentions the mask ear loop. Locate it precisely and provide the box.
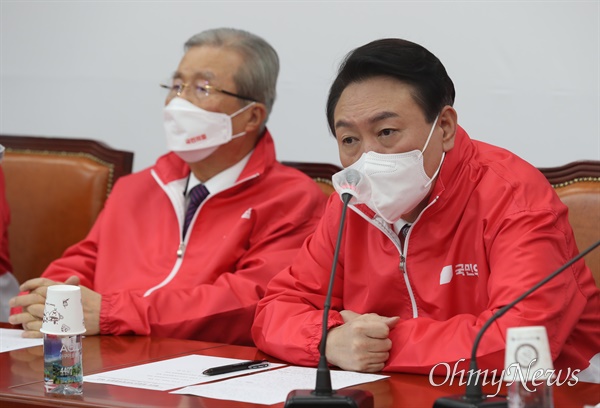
[420,114,444,188]
[230,101,257,139]
[230,101,256,118]
[419,114,440,158]
[425,152,445,188]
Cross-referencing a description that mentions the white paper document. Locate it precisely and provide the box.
[0,328,43,352]
[84,354,285,391]
[172,365,388,405]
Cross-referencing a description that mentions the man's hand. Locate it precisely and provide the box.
[65,276,101,336]
[8,276,102,337]
[325,310,399,373]
[9,277,58,338]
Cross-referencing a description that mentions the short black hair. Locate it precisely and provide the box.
[326,38,455,135]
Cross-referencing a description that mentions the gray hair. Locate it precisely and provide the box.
[185,28,279,125]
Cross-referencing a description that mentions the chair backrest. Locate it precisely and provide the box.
[538,160,600,287]
[282,161,342,196]
[0,135,134,284]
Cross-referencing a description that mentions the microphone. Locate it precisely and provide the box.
[433,238,600,408]
[285,169,373,408]
[337,169,363,204]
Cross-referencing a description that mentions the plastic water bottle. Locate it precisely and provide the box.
[507,381,553,407]
[43,333,83,395]
[40,285,86,395]
[504,326,554,408]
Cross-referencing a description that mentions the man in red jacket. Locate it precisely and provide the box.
[252,38,600,381]
[9,28,327,345]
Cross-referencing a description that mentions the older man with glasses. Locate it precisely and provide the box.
[10,28,327,345]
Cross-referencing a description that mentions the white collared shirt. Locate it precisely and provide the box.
[393,218,410,236]
[185,150,253,204]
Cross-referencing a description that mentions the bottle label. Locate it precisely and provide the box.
[44,334,83,394]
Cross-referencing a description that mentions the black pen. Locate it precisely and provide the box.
[202,359,269,376]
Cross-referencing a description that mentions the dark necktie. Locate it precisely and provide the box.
[399,223,411,249]
[183,184,209,238]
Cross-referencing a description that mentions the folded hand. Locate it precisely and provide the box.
[325,310,399,373]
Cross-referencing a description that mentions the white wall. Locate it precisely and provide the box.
[1,1,598,172]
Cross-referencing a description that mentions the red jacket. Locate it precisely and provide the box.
[40,131,327,345]
[253,126,600,377]
[0,166,11,275]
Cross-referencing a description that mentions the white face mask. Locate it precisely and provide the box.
[332,115,444,224]
[163,97,255,163]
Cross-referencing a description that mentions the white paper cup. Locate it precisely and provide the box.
[504,326,554,382]
[40,285,86,335]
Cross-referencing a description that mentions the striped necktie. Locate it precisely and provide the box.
[399,223,411,249]
[183,184,209,238]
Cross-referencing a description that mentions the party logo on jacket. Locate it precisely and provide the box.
[440,264,479,285]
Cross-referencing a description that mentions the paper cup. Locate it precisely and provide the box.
[504,326,554,382]
[40,285,86,335]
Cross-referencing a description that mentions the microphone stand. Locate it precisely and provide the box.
[285,193,374,408]
[434,239,600,408]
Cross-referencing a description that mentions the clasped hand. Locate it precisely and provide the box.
[8,276,101,338]
[325,310,399,373]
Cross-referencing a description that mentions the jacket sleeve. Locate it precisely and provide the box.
[253,196,346,363]
[384,208,594,375]
[0,166,12,274]
[41,219,100,289]
[254,199,598,373]
[101,204,325,344]
[73,176,328,345]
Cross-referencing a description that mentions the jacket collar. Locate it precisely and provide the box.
[429,124,474,200]
[237,128,276,181]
